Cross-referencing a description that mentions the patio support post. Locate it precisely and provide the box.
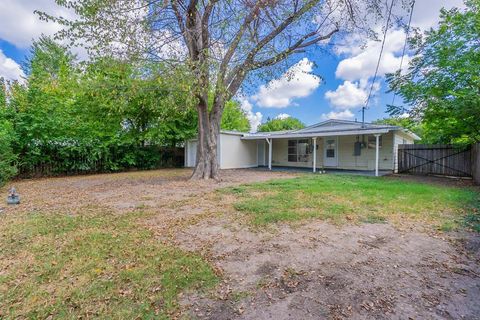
[266,138,272,170]
[312,137,317,173]
[374,134,381,177]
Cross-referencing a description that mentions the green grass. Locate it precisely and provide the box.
[0,209,218,319]
[228,174,479,230]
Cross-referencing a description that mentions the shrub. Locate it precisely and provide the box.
[0,121,17,186]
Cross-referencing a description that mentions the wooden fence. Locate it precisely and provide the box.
[473,143,480,184]
[398,144,472,177]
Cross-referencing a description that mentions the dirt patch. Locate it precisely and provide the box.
[178,218,480,319]
[0,168,297,215]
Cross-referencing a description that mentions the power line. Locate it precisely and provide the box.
[391,0,416,109]
[362,0,396,126]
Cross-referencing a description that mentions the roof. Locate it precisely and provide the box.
[240,119,420,140]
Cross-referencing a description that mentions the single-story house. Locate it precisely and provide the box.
[185,119,420,176]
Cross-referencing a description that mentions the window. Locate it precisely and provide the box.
[368,135,382,149]
[325,139,336,158]
[288,139,310,162]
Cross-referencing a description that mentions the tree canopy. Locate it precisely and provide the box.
[0,36,253,183]
[387,0,480,145]
[221,101,251,133]
[258,116,305,132]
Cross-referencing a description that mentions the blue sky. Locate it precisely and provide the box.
[0,0,465,131]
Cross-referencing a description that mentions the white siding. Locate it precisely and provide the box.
[219,133,257,169]
[392,131,415,172]
[185,140,197,167]
[336,133,394,170]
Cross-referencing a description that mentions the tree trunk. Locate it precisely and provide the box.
[191,95,225,180]
[190,96,217,179]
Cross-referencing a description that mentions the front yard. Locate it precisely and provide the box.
[1,169,479,319]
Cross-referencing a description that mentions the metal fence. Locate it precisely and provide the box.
[17,146,185,178]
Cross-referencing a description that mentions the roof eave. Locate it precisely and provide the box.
[242,128,392,140]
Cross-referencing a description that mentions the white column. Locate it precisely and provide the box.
[266,138,272,170]
[375,134,381,177]
[312,137,317,173]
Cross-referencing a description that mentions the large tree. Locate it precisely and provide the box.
[40,0,405,179]
[387,0,480,145]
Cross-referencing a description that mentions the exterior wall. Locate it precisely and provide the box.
[185,140,198,167]
[270,132,396,171]
[336,132,394,170]
[392,131,415,172]
[271,138,324,168]
[219,133,258,169]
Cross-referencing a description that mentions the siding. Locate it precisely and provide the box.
[337,133,394,170]
[220,133,257,169]
[392,131,415,172]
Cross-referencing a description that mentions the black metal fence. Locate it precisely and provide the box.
[16,146,185,178]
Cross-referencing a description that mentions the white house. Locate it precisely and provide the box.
[185,119,420,176]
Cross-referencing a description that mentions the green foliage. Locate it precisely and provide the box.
[1,37,202,178]
[0,79,17,185]
[0,119,17,185]
[221,100,251,132]
[229,174,479,229]
[0,36,253,181]
[387,1,480,145]
[257,116,305,132]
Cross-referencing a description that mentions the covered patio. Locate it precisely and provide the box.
[244,129,389,177]
[252,166,392,176]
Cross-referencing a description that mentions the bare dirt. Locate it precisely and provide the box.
[2,169,479,319]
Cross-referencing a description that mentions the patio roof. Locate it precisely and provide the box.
[240,119,420,140]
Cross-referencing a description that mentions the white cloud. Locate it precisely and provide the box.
[321,110,354,121]
[252,58,321,108]
[335,29,411,82]
[0,49,24,81]
[275,113,291,120]
[409,0,465,30]
[0,0,71,48]
[325,80,380,109]
[239,97,263,132]
[321,0,466,120]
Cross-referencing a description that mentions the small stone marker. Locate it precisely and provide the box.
[7,187,20,205]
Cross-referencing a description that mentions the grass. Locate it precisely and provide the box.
[228,174,480,230]
[0,208,218,319]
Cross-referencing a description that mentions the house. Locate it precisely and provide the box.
[185,119,420,176]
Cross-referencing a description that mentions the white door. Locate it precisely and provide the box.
[187,141,197,167]
[324,137,338,167]
[257,140,265,166]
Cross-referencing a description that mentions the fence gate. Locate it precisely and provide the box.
[398,144,472,177]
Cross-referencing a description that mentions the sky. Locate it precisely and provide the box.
[0,0,466,132]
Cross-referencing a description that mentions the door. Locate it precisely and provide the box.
[324,137,338,167]
[257,140,266,166]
